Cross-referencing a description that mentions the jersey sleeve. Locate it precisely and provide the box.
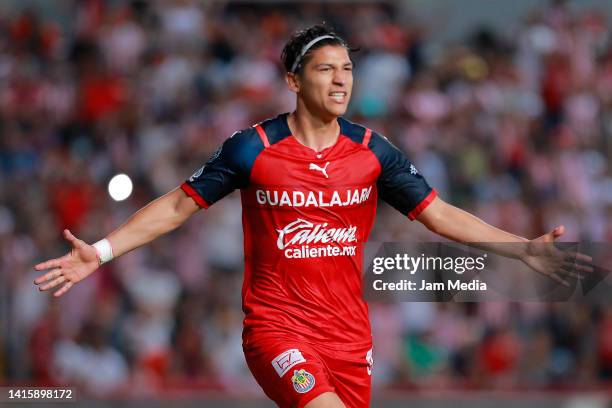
[181,128,263,208]
[369,132,437,220]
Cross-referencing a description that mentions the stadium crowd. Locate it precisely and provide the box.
[0,0,611,397]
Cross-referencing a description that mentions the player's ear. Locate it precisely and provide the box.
[286,72,300,93]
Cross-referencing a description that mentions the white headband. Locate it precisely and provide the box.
[290,35,336,73]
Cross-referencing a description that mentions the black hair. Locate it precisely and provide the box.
[281,24,355,74]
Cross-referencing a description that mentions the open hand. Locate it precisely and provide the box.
[522,225,593,287]
[34,229,100,297]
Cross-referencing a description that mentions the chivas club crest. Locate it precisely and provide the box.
[291,369,315,393]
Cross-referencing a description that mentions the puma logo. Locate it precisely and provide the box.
[309,162,330,178]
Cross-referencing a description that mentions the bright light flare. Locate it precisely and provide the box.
[108,174,133,201]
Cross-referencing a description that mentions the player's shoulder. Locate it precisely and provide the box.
[256,113,292,146]
[222,127,259,152]
[338,116,392,151]
[220,113,292,167]
[227,113,292,150]
[338,116,369,144]
[217,126,263,172]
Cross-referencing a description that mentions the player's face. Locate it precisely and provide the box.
[289,45,353,120]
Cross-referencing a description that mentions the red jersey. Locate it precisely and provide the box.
[181,113,436,348]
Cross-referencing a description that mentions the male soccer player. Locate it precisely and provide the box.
[34,25,588,408]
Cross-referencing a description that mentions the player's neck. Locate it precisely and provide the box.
[288,109,340,153]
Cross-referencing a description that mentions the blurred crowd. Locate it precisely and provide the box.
[1,0,611,398]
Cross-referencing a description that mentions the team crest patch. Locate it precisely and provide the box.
[291,369,315,393]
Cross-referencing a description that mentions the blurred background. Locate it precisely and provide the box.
[1,0,612,406]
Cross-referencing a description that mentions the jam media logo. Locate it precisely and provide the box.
[276,218,358,258]
[291,369,315,393]
[271,349,306,378]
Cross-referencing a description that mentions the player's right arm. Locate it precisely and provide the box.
[34,187,201,297]
[34,127,260,298]
[107,187,201,258]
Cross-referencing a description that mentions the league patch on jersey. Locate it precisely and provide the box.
[189,166,204,181]
[189,145,223,182]
[291,369,315,393]
[271,349,306,377]
[409,164,418,175]
[208,145,223,162]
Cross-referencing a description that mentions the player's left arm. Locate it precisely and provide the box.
[369,130,591,285]
[415,194,592,285]
[416,196,528,246]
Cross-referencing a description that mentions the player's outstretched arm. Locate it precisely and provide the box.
[416,196,592,286]
[34,187,200,297]
[416,196,527,246]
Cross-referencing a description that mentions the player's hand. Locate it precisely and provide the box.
[33,229,100,297]
[521,225,593,287]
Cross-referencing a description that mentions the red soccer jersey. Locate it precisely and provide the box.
[181,113,436,348]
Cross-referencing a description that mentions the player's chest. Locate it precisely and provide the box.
[244,138,380,211]
[250,139,380,188]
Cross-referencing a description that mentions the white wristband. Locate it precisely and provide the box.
[93,239,114,265]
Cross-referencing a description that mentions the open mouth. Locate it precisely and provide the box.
[329,91,347,102]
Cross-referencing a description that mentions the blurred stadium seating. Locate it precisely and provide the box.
[0,0,611,406]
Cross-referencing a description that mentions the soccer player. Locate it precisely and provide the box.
[34,25,588,408]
